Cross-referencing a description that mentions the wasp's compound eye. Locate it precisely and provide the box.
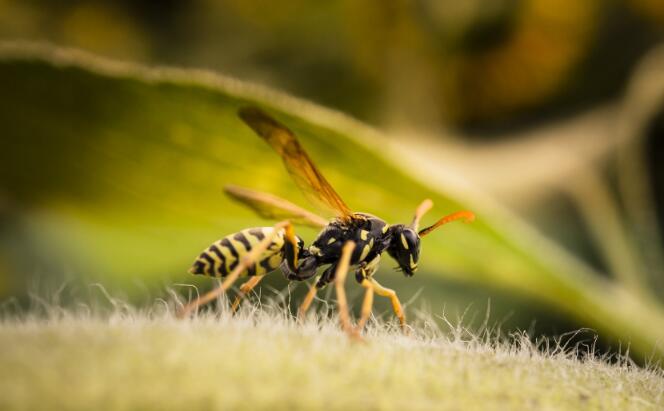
[401,229,419,252]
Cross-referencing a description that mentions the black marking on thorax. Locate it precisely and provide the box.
[310,214,390,265]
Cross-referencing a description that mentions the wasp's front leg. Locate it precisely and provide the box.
[369,278,407,334]
[334,241,361,339]
[354,255,381,332]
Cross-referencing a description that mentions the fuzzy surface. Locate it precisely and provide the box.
[1,304,663,411]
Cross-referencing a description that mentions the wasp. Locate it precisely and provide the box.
[178,107,475,337]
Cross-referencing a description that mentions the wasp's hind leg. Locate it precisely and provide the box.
[231,276,265,312]
[177,221,292,319]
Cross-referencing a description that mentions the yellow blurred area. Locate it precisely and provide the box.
[630,0,664,24]
[0,0,42,36]
[443,0,598,123]
[334,0,602,126]
[222,0,318,28]
[59,3,148,60]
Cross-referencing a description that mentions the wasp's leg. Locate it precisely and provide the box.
[231,275,265,312]
[281,225,318,281]
[334,241,360,338]
[297,279,320,319]
[356,279,374,331]
[293,262,336,319]
[177,220,291,319]
[368,278,408,333]
[282,256,318,281]
[313,262,336,288]
[353,255,381,332]
[282,223,300,269]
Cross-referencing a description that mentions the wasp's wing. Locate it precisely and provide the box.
[225,185,328,228]
[238,107,353,221]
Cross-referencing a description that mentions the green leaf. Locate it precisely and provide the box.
[1,43,663,360]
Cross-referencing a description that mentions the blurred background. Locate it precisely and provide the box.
[1,0,662,128]
[1,0,664,356]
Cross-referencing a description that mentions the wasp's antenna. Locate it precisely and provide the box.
[409,199,434,232]
[418,210,475,237]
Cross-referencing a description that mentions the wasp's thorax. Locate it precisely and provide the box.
[386,224,420,277]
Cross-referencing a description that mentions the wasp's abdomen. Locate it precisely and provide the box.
[189,227,285,277]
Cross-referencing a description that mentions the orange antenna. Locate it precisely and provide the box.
[418,210,475,237]
[409,199,433,232]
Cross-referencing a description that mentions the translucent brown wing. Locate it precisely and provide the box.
[224,185,328,228]
[238,106,353,221]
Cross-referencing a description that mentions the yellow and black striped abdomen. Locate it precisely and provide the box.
[189,227,285,278]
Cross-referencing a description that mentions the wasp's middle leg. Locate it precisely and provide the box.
[297,279,320,319]
[301,254,349,319]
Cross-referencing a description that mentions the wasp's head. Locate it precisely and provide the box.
[387,200,476,277]
[387,225,421,277]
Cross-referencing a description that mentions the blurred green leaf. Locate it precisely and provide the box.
[1,43,663,360]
